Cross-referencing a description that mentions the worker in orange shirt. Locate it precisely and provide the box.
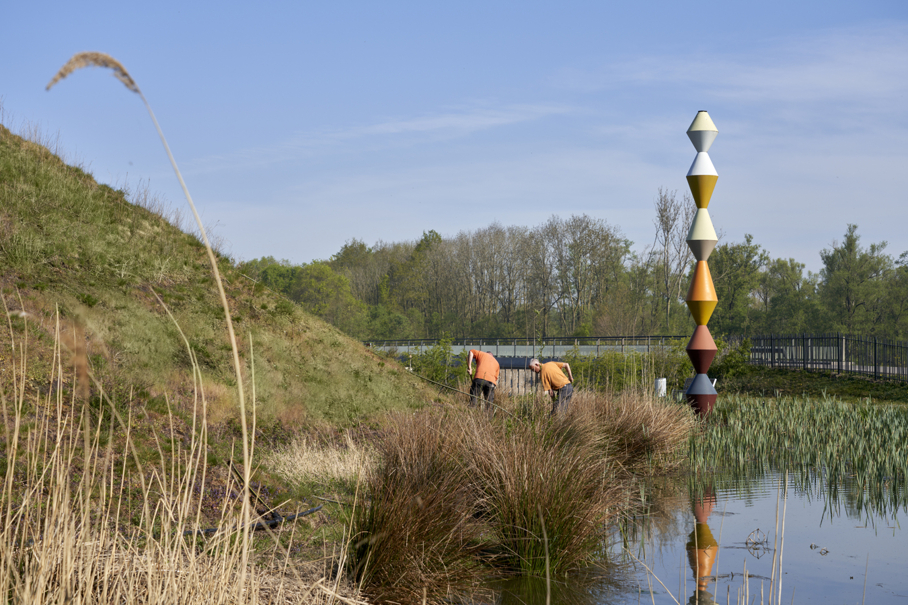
[467,350,500,409]
[529,358,574,415]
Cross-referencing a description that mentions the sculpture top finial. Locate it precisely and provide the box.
[687,111,718,152]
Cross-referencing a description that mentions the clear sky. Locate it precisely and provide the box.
[3,1,906,272]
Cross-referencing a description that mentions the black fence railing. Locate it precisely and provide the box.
[365,336,687,360]
[742,333,908,382]
[367,333,908,382]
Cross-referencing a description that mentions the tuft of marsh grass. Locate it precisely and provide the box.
[351,410,487,605]
[351,389,695,604]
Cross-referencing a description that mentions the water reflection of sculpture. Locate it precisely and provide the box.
[686,486,718,605]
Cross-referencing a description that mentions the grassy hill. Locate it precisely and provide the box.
[0,121,438,430]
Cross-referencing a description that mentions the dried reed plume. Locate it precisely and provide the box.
[46,51,139,93]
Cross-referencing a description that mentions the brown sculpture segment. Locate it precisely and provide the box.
[686,325,718,374]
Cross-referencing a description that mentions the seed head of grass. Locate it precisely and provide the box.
[46,51,140,94]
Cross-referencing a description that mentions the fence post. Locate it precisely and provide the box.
[838,333,842,374]
[874,337,879,379]
[771,334,775,368]
[802,334,806,371]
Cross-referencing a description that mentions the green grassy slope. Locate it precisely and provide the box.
[0,123,437,427]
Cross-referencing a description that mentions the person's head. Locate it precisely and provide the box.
[529,358,540,373]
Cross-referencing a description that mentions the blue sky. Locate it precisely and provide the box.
[3,1,907,272]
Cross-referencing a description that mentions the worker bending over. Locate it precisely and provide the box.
[467,350,500,410]
[529,358,574,415]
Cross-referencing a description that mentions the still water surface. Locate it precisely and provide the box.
[493,471,907,604]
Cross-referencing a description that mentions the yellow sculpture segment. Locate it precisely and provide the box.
[686,175,717,208]
[686,300,718,326]
[686,152,718,208]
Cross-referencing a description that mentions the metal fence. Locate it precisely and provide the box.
[365,336,687,360]
[744,333,908,382]
[368,333,908,383]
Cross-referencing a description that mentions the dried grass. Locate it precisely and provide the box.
[264,433,375,487]
[0,308,360,605]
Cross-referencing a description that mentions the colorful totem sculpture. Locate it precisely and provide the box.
[684,111,720,415]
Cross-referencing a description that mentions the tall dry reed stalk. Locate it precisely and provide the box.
[46,54,253,561]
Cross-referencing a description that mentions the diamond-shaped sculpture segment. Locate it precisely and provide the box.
[686,260,717,302]
[686,261,718,325]
[686,373,718,416]
[686,208,718,261]
[687,325,718,374]
[687,110,718,153]
[686,152,718,209]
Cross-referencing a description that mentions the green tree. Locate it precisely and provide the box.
[708,235,768,335]
[289,262,367,336]
[753,258,822,333]
[818,225,892,334]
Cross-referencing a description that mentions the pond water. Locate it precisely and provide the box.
[491,470,907,605]
[618,471,908,604]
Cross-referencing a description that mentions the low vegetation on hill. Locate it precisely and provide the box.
[0,121,436,429]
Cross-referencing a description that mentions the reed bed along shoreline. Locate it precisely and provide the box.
[689,393,908,517]
[349,389,696,604]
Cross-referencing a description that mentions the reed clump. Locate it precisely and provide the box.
[351,411,486,604]
[351,389,695,604]
[0,314,361,605]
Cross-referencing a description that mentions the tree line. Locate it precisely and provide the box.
[238,189,908,341]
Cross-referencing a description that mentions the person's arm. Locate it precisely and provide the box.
[563,363,573,383]
[467,350,476,377]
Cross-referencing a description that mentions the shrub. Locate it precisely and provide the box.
[711,337,752,379]
[408,336,468,388]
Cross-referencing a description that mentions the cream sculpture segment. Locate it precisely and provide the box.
[686,208,718,261]
[687,110,718,152]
